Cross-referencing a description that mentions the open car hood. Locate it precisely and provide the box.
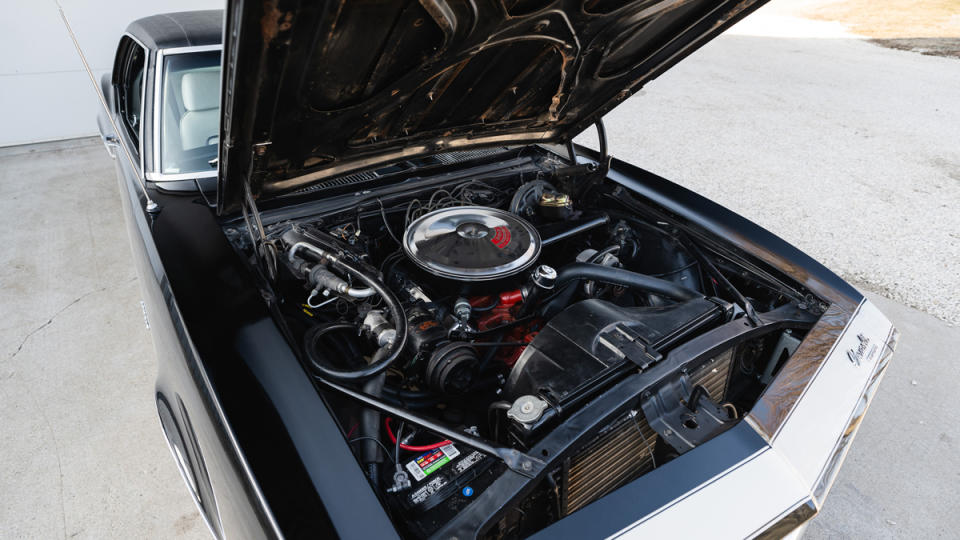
[218,0,769,213]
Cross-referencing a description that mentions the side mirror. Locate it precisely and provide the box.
[97,73,118,158]
[101,134,119,158]
[97,114,119,159]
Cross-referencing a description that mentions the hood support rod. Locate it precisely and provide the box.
[315,376,546,478]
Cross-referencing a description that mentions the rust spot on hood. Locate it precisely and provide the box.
[261,0,293,44]
[711,0,760,30]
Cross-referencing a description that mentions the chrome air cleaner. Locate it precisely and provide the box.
[402,206,541,281]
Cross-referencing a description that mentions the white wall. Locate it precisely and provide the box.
[0,0,224,147]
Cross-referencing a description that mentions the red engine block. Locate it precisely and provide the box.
[470,290,538,367]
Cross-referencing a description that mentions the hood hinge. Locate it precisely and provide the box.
[555,120,612,197]
[241,141,278,280]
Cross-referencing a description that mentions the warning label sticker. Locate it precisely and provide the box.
[405,444,460,482]
[454,451,484,474]
[410,475,447,505]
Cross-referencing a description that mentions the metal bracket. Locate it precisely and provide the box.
[640,378,736,455]
[598,324,663,370]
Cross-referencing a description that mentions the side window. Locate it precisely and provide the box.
[158,50,222,174]
[115,38,146,148]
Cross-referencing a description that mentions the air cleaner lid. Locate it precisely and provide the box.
[403,206,541,281]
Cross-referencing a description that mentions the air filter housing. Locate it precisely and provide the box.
[403,206,541,281]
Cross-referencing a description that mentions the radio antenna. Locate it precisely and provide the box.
[56,0,158,212]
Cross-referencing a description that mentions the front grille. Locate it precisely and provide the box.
[561,349,734,515]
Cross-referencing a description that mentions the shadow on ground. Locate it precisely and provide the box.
[871,37,960,59]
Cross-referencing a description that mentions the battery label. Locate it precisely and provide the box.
[454,451,484,474]
[410,475,447,505]
[405,443,460,482]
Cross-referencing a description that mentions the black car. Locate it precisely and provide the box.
[96,3,897,539]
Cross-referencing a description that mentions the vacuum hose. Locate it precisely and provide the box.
[289,231,408,380]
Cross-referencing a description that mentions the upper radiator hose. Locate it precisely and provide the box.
[521,262,702,317]
[555,263,701,301]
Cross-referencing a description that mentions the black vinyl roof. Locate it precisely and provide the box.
[125,10,223,50]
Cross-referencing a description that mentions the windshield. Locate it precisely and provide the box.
[159,50,221,175]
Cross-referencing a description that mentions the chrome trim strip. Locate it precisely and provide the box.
[121,32,148,178]
[158,415,224,540]
[746,302,856,441]
[146,170,218,182]
[152,47,163,176]
[162,44,223,55]
[772,300,893,487]
[152,44,222,181]
[810,324,898,503]
[750,499,817,540]
[770,299,866,442]
[122,168,281,537]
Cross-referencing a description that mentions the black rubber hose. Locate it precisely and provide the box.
[383,386,436,400]
[554,262,702,302]
[303,259,408,380]
[360,373,387,470]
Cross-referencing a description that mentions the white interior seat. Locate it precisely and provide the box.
[179,71,219,150]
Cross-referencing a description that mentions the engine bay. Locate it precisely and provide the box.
[227,147,823,538]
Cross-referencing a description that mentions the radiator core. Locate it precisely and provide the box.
[561,349,734,515]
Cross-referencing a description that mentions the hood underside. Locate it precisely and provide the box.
[218,0,768,213]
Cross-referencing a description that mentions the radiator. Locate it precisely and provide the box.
[561,349,734,515]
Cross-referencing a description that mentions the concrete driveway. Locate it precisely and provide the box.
[2,3,958,539]
[0,139,206,538]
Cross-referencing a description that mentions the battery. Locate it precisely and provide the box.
[389,442,502,538]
